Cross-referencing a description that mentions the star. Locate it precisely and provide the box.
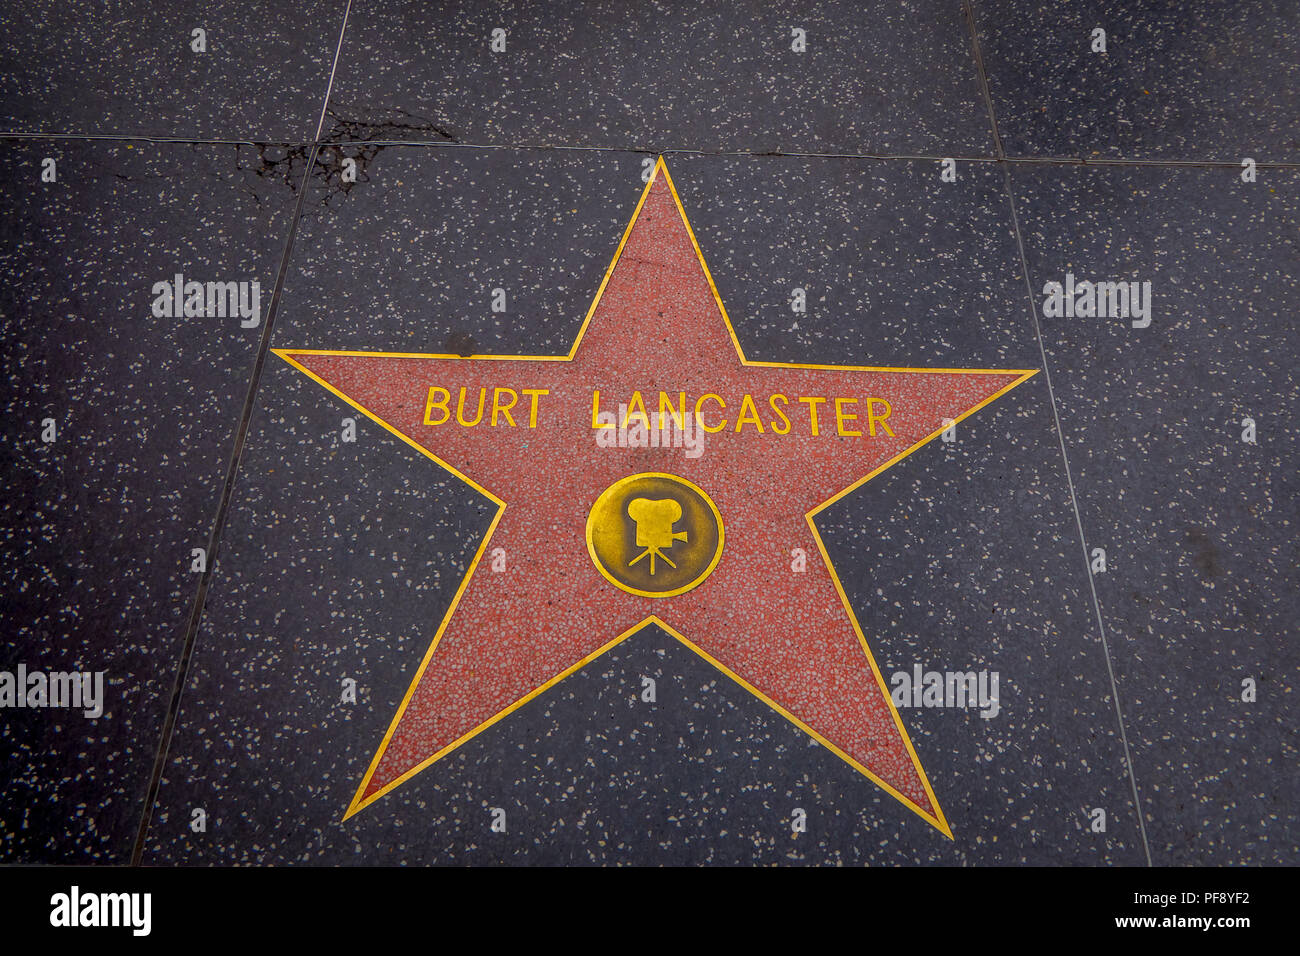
[275,159,1036,837]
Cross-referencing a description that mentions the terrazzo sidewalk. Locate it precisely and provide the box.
[0,0,1294,866]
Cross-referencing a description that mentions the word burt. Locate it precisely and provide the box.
[424,386,550,428]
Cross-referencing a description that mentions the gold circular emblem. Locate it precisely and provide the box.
[586,472,724,598]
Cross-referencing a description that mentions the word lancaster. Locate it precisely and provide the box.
[423,386,899,439]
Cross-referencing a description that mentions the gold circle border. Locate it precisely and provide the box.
[585,471,725,599]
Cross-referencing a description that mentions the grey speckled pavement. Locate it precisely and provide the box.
[0,2,1294,868]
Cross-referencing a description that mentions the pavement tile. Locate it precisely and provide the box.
[0,139,300,861]
[1011,163,1299,863]
[325,0,995,155]
[0,0,348,140]
[974,0,1300,160]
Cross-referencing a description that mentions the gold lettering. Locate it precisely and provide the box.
[798,396,826,436]
[522,388,548,428]
[734,393,765,433]
[491,388,518,427]
[456,387,485,427]
[592,390,612,429]
[695,393,728,433]
[424,386,451,426]
[658,391,687,430]
[768,394,791,434]
[866,397,894,437]
[834,397,861,437]
[625,391,651,429]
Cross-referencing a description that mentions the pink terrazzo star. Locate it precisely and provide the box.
[276,160,1036,835]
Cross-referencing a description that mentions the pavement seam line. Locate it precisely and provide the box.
[314,0,354,142]
[1002,170,1155,867]
[966,0,1154,867]
[128,2,354,866]
[963,0,1005,161]
[2,132,1298,169]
